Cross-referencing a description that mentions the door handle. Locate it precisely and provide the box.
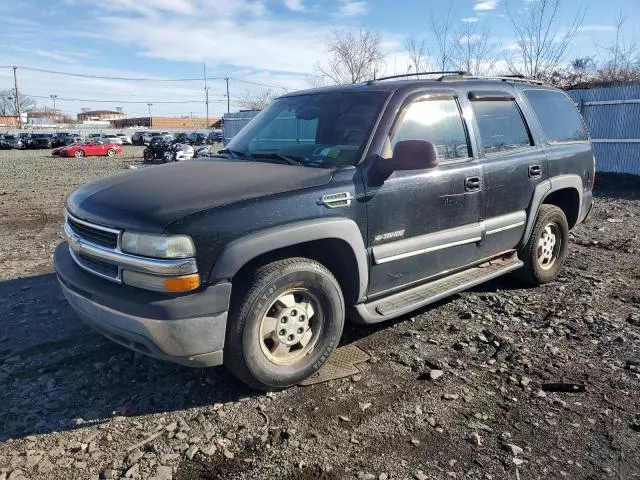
[528,165,542,178]
[465,176,482,192]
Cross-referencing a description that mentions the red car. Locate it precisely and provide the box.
[52,141,123,158]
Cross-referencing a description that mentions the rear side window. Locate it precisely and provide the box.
[472,100,532,155]
[524,89,588,143]
[392,98,470,160]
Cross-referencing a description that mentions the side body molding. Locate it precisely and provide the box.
[210,218,369,302]
[519,174,583,248]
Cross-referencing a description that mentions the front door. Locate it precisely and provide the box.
[364,93,484,297]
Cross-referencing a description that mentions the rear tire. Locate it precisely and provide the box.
[74,150,85,158]
[107,148,116,157]
[518,204,569,286]
[225,258,345,391]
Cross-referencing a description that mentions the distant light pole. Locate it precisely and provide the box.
[147,103,153,127]
[50,94,58,125]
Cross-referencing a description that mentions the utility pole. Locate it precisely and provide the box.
[225,77,230,114]
[13,66,22,129]
[50,94,58,125]
[147,103,153,127]
[204,63,209,128]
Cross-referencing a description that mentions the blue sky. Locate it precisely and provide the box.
[0,0,638,118]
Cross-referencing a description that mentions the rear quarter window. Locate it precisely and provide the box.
[524,89,588,143]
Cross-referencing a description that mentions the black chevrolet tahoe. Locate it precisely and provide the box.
[54,74,595,390]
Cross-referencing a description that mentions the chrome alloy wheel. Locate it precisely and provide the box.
[537,223,561,270]
[259,289,321,365]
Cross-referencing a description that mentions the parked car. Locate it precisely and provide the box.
[207,130,224,143]
[55,74,595,390]
[142,132,171,145]
[99,134,123,146]
[116,133,133,145]
[52,134,81,148]
[131,132,147,145]
[52,140,122,158]
[0,134,22,149]
[187,132,209,146]
[25,133,54,149]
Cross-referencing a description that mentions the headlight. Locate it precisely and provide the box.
[121,232,196,259]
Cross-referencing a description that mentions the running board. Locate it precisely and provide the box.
[354,253,523,324]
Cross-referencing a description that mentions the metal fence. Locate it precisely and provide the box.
[223,111,260,143]
[568,86,640,174]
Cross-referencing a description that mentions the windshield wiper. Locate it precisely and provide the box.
[217,148,248,159]
[249,152,305,167]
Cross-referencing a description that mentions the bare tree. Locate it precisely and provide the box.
[316,29,386,84]
[0,90,37,116]
[238,89,278,111]
[431,4,459,72]
[306,75,330,89]
[404,38,431,75]
[595,13,640,84]
[506,0,587,79]
[548,56,596,88]
[454,21,495,75]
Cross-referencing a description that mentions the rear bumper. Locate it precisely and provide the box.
[54,242,230,367]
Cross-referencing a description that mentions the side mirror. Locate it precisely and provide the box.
[390,140,439,171]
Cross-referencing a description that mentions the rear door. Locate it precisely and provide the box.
[364,90,485,297]
[468,89,548,258]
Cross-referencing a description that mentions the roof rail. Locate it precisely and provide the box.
[440,74,546,85]
[368,71,469,84]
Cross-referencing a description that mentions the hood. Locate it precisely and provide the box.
[66,159,334,231]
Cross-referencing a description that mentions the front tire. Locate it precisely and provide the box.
[74,150,85,158]
[107,148,116,157]
[518,205,569,286]
[225,258,345,391]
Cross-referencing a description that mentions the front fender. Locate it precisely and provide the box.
[210,218,369,302]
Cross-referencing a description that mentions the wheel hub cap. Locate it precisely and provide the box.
[537,223,560,270]
[259,289,320,365]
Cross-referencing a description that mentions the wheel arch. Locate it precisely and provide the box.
[519,174,583,248]
[209,218,369,304]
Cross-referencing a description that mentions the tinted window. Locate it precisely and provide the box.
[392,98,470,160]
[524,89,588,143]
[472,100,532,154]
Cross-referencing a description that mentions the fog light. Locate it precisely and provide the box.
[123,270,200,293]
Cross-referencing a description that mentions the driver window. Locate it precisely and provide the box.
[389,98,470,161]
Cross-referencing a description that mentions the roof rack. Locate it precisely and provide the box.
[367,71,468,84]
[440,74,546,85]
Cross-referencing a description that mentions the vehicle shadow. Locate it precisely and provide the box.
[0,271,532,441]
[0,273,254,441]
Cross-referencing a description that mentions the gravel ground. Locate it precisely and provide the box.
[0,149,639,480]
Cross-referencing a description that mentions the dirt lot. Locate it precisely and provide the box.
[0,148,639,480]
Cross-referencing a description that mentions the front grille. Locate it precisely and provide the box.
[78,253,119,279]
[67,217,118,249]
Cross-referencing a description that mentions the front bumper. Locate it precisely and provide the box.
[54,242,230,367]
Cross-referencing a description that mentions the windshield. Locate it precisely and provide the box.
[226,91,388,167]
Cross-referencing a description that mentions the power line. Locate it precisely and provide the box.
[13,66,290,90]
[229,77,289,91]
[23,93,244,105]
[17,66,226,82]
